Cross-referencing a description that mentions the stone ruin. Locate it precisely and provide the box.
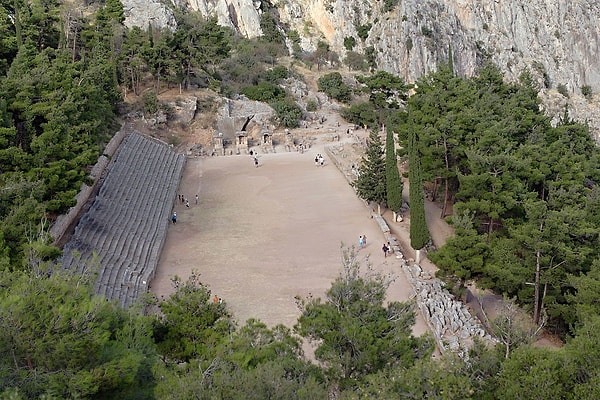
[235,131,249,154]
[259,129,274,153]
[213,132,225,156]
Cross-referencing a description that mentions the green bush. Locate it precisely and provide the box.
[581,85,592,99]
[264,66,289,83]
[382,0,398,13]
[241,82,285,102]
[270,98,303,128]
[357,24,372,41]
[143,90,159,115]
[317,72,352,103]
[344,36,356,51]
[306,99,318,112]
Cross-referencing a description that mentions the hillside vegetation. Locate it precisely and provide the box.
[1,0,600,398]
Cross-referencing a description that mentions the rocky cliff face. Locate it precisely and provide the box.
[122,0,600,137]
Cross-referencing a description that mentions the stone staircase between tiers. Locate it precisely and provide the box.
[60,132,186,307]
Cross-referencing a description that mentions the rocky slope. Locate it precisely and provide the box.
[123,0,600,138]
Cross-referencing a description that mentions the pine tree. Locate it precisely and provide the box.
[408,130,430,262]
[386,127,403,221]
[353,129,387,213]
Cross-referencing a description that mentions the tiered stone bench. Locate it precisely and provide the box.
[60,132,185,307]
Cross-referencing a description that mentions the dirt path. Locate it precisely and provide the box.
[151,136,429,336]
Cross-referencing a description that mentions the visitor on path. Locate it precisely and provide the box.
[213,294,219,303]
[359,235,364,248]
[181,195,185,204]
[363,235,367,246]
[195,194,199,205]
[319,155,324,166]
[315,155,319,166]
[382,243,389,258]
[172,212,177,224]
[254,157,259,167]
[185,199,190,208]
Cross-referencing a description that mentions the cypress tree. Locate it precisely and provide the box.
[408,130,430,257]
[386,127,403,221]
[353,129,387,214]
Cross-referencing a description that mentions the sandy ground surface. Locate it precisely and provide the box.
[151,133,439,336]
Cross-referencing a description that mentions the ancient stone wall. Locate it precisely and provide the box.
[326,141,496,358]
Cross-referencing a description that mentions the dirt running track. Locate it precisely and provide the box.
[151,139,429,336]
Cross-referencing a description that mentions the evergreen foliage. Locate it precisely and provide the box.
[385,127,403,214]
[408,130,430,250]
[2,0,600,395]
[353,130,387,210]
[0,267,156,398]
[295,246,433,389]
[317,72,352,103]
[153,272,233,363]
[391,62,599,335]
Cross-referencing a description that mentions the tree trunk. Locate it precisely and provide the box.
[441,177,449,218]
[441,137,451,218]
[533,249,541,326]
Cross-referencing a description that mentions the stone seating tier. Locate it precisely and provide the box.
[60,132,186,307]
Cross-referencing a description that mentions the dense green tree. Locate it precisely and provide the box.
[152,271,233,363]
[270,98,303,128]
[356,356,476,399]
[385,127,403,221]
[0,1,18,75]
[0,268,155,398]
[242,81,285,102]
[154,319,328,399]
[356,71,410,114]
[494,346,565,399]
[258,12,285,55]
[340,102,378,129]
[170,15,232,89]
[408,130,430,258]
[353,129,387,213]
[317,72,352,103]
[295,246,432,390]
[429,211,489,288]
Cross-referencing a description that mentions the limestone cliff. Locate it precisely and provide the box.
[122,0,600,137]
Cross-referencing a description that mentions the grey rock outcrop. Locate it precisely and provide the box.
[123,0,177,31]
[121,0,600,138]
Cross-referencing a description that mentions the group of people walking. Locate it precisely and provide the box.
[314,154,325,166]
[172,193,198,224]
[359,234,392,258]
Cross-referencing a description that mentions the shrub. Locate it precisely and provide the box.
[317,72,352,103]
[345,51,367,71]
[143,90,159,115]
[241,82,285,102]
[581,85,592,99]
[270,98,303,128]
[344,36,356,51]
[357,24,372,41]
[306,99,318,111]
[382,0,398,13]
[264,66,289,83]
[421,26,434,38]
